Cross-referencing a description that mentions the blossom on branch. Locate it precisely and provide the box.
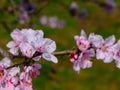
[89,34,115,63]
[71,30,95,73]
[73,49,95,73]
[7,28,58,63]
[74,30,90,51]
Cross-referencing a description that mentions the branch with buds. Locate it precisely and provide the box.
[0,28,120,90]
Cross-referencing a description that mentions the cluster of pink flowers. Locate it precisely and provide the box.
[70,30,120,73]
[7,28,58,63]
[1,28,120,89]
[0,57,41,90]
[0,28,59,89]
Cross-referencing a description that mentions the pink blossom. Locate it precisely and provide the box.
[73,49,95,73]
[7,28,58,63]
[0,82,14,90]
[7,67,20,79]
[21,29,43,44]
[74,30,90,51]
[7,29,25,55]
[24,64,41,78]
[33,38,58,63]
[19,72,33,90]
[10,29,25,42]
[89,34,115,63]
[19,42,35,58]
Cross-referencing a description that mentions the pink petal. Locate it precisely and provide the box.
[104,35,115,46]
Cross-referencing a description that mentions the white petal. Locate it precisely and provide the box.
[73,61,80,73]
[26,29,36,43]
[0,57,12,67]
[104,52,113,63]
[74,36,79,41]
[104,35,115,46]
[19,42,35,58]
[11,29,24,42]
[88,49,95,57]
[96,49,105,60]
[88,33,94,41]
[82,60,92,69]
[35,30,44,38]
[8,67,20,77]
[6,41,15,48]
[9,48,19,55]
[11,28,20,40]
[43,38,56,53]
[42,53,58,63]
[80,29,87,38]
[89,34,104,48]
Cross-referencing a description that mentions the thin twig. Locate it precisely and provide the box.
[53,50,73,56]
[6,61,24,69]
[0,46,73,69]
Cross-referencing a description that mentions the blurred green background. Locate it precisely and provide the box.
[0,0,120,90]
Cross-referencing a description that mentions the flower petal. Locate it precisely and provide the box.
[104,35,115,46]
[73,60,80,73]
[8,67,20,77]
[0,57,12,68]
[89,34,104,48]
[96,49,105,60]
[104,52,113,63]
[35,30,44,38]
[43,38,56,53]
[80,29,87,38]
[9,48,19,55]
[42,53,58,63]
[6,41,16,48]
[19,42,35,58]
[87,49,95,57]
[82,60,92,69]
[11,28,24,42]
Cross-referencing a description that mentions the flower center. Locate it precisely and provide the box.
[37,47,43,52]
[79,42,86,49]
[101,45,108,52]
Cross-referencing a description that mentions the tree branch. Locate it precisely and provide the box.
[6,61,24,69]
[0,46,73,69]
[53,50,73,56]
